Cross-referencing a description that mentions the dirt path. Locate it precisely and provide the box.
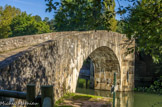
[61,99,112,107]
[55,93,112,107]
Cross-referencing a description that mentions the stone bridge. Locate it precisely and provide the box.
[0,31,135,101]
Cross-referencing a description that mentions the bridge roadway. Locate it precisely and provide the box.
[0,46,30,62]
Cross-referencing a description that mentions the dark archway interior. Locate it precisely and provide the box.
[76,46,120,91]
[76,57,94,89]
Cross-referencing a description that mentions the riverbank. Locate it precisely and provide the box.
[55,93,113,107]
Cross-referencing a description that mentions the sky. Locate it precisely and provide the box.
[0,0,131,20]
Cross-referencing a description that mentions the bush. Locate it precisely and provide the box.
[135,76,162,94]
[77,78,90,88]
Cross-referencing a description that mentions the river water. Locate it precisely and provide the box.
[76,87,162,107]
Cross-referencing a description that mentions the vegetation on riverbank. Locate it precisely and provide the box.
[134,76,162,94]
[55,93,112,107]
[77,78,90,89]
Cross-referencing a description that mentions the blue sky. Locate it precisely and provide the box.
[0,0,131,20]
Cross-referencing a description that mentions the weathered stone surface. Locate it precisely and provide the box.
[0,31,79,53]
[0,30,135,101]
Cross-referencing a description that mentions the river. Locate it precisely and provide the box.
[76,87,162,107]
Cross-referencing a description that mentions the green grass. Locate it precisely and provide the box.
[54,93,112,107]
[72,93,103,100]
[55,93,75,106]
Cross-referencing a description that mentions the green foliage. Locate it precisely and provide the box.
[34,15,42,22]
[43,17,49,22]
[116,20,125,34]
[77,78,86,88]
[72,94,102,100]
[0,5,21,38]
[48,19,55,31]
[36,21,51,34]
[43,17,55,31]
[10,12,51,37]
[77,78,90,88]
[45,0,117,31]
[0,5,51,39]
[135,76,162,94]
[118,0,162,63]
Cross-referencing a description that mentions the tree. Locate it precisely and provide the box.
[118,0,162,63]
[116,20,124,34]
[45,0,117,31]
[109,0,117,31]
[43,17,49,22]
[34,15,42,22]
[36,21,51,34]
[43,17,55,31]
[48,19,55,31]
[0,5,21,38]
[10,12,51,36]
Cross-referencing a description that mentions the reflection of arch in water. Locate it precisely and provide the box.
[76,89,134,107]
[116,92,134,107]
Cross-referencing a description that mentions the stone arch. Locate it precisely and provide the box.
[76,45,121,91]
[88,46,121,90]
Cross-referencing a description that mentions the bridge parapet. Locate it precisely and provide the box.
[0,31,80,53]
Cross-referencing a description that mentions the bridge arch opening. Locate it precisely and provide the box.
[76,46,121,91]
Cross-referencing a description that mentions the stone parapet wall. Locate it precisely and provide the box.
[0,31,79,53]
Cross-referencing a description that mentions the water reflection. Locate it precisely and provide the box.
[76,87,162,107]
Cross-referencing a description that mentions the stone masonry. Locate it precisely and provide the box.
[0,30,135,101]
